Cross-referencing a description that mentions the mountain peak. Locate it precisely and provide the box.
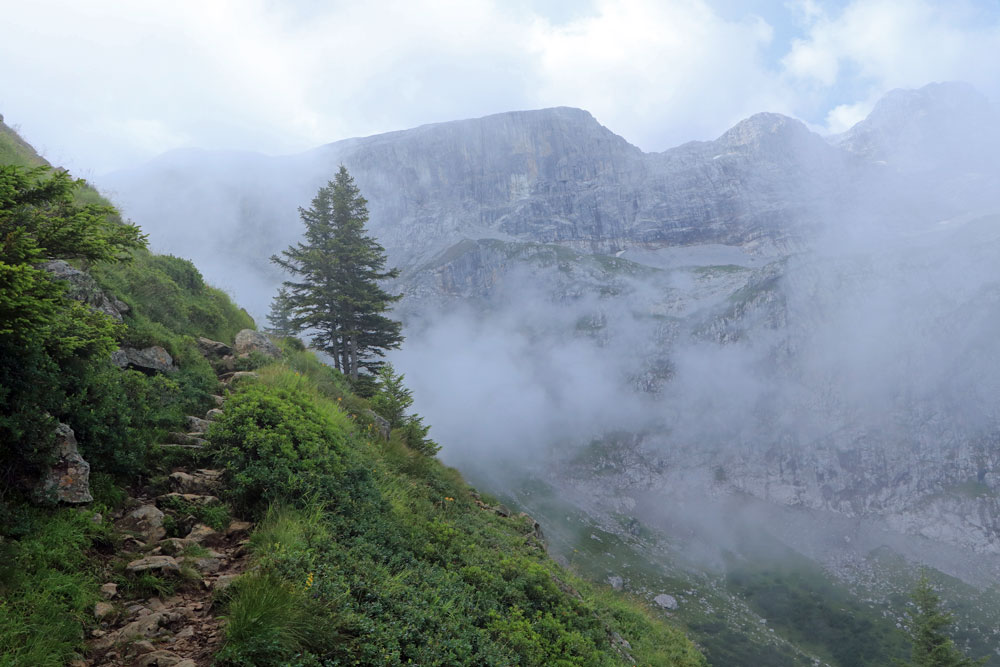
[718,112,813,148]
[834,81,997,166]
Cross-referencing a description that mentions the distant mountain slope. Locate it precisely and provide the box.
[99,82,1000,318]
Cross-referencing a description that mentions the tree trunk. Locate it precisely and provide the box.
[349,335,359,380]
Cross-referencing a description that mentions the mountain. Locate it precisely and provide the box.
[98,82,1000,664]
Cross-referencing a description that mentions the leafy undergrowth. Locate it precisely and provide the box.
[0,507,106,667]
[208,359,707,666]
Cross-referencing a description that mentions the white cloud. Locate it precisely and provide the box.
[1,0,999,173]
[528,0,791,146]
[781,0,1000,132]
[824,99,875,135]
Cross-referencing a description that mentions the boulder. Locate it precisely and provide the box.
[100,582,118,599]
[653,593,678,610]
[35,422,93,504]
[122,504,167,542]
[234,329,281,359]
[111,346,177,374]
[39,260,126,321]
[196,336,232,358]
[205,408,224,421]
[185,523,224,547]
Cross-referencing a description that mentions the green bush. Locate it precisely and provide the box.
[208,379,352,515]
[215,572,345,667]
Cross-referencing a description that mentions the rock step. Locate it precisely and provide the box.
[155,443,206,450]
[165,432,208,446]
[169,470,223,495]
[184,416,211,433]
[218,370,258,383]
[157,492,220,506]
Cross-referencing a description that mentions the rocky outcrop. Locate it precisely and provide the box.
[39,260,130,321]
[234,329,280,359]
[111,346,177,374]
[35,422,92,504]
[195,337,232,358]
[366,410,391,440]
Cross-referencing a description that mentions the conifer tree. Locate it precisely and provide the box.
[900,575,985,667]
[271,166,402,379]
[264,287,296,337]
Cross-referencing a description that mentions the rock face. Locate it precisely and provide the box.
[234,329,281,359]
[35,422,92,504]
[39,260,129,321]
[111,346,177,374]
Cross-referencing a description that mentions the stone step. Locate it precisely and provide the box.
[157,492,220,507]
[166,432,208,446]
[184,416,211,433]
[218,370,258,383]
[155,443,206,450]
[169,470,223,495]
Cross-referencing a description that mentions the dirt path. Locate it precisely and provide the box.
[81,379,254,667]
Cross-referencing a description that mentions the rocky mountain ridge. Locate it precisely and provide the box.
[98,82,1000,581]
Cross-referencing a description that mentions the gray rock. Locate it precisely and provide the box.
[607,575,624,590]
[234,329,281,359]
[366,410,391,440]
[94,601,115,619]
[134,649,187,666]
[205,408,224,421]
[111,346,177,374]
[191,556,222,573]
[185,523,223,546]
[169,469,222,495]
[122,504,167,542]
[38,260,126,321]
[157,492,220,506]
[126,555,180,574]
[184,416,211,433]
[653,594,678,610]
[34,422,92,504]
[219,371,259,384]
[196,336,232,358]
[100,582,118,599]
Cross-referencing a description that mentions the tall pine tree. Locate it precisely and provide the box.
[271,166,402,379]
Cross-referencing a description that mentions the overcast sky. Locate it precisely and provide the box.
[2,0,999,176]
